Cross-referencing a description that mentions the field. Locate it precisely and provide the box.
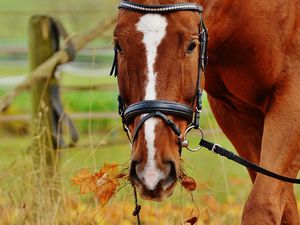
[0,60,254,224]
[1,1,300,224]
[0,131,251,225]
[2,65,300,224]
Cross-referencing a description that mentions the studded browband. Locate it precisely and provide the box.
[118,1,203,13]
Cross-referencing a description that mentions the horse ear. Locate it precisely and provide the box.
[110,47,118,77]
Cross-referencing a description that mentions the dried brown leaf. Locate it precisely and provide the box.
[72,163,125,205]
[71,169,97,194]
[186,216,198,225]
[96,179,119,206]
[180,174,197,191]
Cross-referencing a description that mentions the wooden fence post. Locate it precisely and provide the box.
[28,15,61,223]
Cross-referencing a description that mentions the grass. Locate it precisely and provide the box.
[0,128,249,225]
[2,96,300,224]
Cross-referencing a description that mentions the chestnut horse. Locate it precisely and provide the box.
[112,0,300,224]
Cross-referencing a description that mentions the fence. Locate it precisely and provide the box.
[0,14,118,223]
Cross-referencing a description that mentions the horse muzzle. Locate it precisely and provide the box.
[130,160,178,201]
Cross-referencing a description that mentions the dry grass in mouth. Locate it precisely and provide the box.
[71,163,203,224]
[71,163,199,201]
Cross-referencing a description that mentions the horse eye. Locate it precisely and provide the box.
[115,43,123,54]
[186,42,197,54]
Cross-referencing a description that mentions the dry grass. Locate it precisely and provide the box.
[1,105,299,225]
[0,129,246,225]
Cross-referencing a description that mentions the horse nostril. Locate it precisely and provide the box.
[130,160,140,182]
[168,161,177,179]
[164,161,177,188]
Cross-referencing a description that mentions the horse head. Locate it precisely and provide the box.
[112,0,205,201]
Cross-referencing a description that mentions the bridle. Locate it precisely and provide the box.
[111,3,207,222]
[110,0,209,154]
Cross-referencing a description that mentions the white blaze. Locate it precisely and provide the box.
[136,14,167,190]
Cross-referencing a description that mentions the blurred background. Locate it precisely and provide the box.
[0,1,298,225]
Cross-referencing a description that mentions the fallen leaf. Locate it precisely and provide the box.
[71,169,97,194]
[186,216,198,225]
[71,163,126,205]
[95,163,119,179]
[180,174,197,191]
[96,179,119,205]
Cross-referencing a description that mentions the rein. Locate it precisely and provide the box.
[199,139,300,184]
[110,1,300,224]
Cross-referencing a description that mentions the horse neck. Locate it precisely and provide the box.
[198,0,242,51]
[198,0,294,52]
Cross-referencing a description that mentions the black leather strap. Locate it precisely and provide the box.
[200,139,300,184]
[110,47,118,77]
[49,17,76,61]
[123,100,193,124]
[132,111,182,142]
[47,19,78,148]
[50,85,79,148]
[199,17,208,71]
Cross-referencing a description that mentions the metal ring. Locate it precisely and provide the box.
[182,125,204,152]
[123,125,133,146]
[196,107,202,113]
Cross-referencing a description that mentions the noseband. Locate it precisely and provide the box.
[110,1,208,153]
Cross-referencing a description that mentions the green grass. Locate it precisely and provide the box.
[0,129,248,200]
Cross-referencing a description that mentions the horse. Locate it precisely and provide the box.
[112,0,300,224]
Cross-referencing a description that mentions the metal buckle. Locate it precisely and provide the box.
[211,143,221,154]
[181,125,204,152]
